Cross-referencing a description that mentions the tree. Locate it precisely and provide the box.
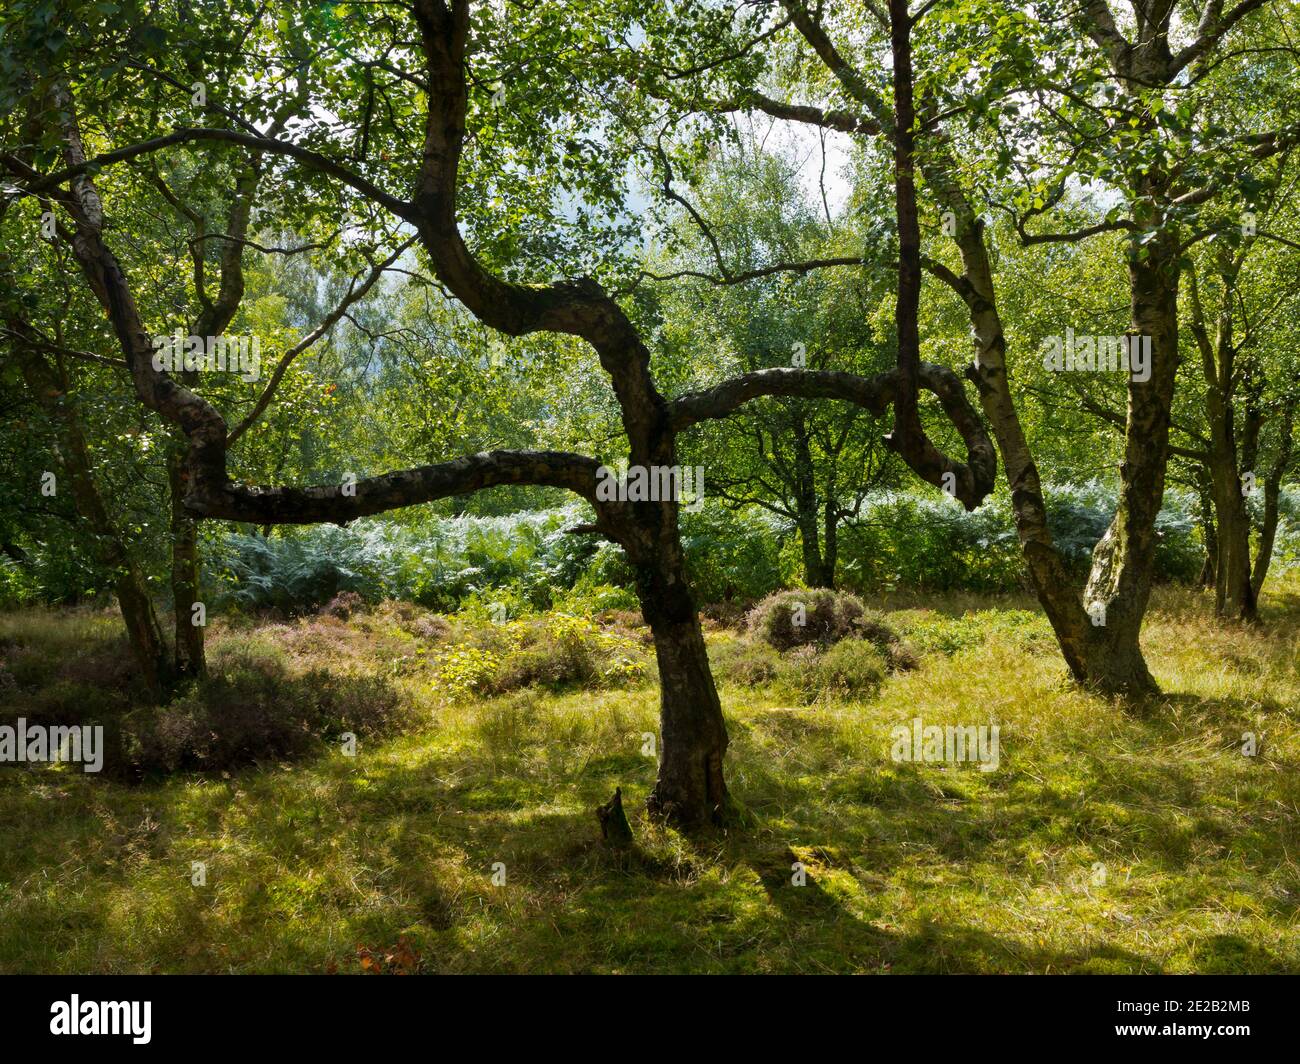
[1,0,994,827]
[1181,191,1300,620]
[652,146,898,588]
[0,3,420,695]
[639,0,1294,692]
[997,0,1297,677]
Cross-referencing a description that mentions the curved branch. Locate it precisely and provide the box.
[22,127,416,221]
[639,257,869,287]
[669,367,893,429]
[713,91,880,136]
[186,449,603,524]
[667,365,997,510]
[1013,217,1135,246]
[411,0,667,459]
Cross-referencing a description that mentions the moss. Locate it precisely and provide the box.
[1,576,1300,972]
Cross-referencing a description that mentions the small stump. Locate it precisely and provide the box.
[596,787,634,848]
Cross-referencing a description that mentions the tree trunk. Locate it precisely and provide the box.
[636,534,730,830]
[1251,404,1294,601]
[799,525,831,588]
[1194,256,1257,622]
[1065,227,1182,694]
[792,417,831,587]
[168,438,206,677]
[1211,472,1256,621]
[14,341,173,697]
[114,563,173,698]
[822,496,839,587]
[923,155,1098,685]
[1251,483,1279,602]
[1196,472,1217,588]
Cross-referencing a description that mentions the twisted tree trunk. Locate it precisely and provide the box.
[637,535,730,828]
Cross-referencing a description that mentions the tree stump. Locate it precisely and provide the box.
[596,787,634,848]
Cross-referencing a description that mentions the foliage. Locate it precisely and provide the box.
[837,483,1206,592]
[775,640,889,704]
[189,482,1224,624]
[680,503,785,605]
[894,608,1056,657]
[437,612,650,699]
[120,653,407,779]
[205,507,602,615]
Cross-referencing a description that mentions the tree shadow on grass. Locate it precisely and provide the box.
[1257,588,1300,624]
[5,678,1298,973]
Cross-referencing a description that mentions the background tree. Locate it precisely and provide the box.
[635,0,1295,692]
[652,145,899,588]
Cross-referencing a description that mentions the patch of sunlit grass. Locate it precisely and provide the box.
[1,575,1298,972]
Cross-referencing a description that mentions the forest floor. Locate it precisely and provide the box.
[2,577,1299,974]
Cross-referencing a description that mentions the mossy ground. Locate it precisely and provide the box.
[1,577,1298,973]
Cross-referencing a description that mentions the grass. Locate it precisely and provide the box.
[1,578,1299,974]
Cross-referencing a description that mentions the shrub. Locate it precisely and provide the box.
[118,650,408,778]
[896,608,1053,656]
[410,613,452,642]
[710,638,783,686]
[484,636,597,694]
[701,600,749,628]
[436,612,650,698]
[435,646,503,699]
[712,627,897,702]
[746,589,902,654]
[776,640,887,704]
[551,580,640,615]
[206,506,610,616]
[834,481,1204,592]
[747,589,863,649]
[323,591,366,619]
[0,611,145,727]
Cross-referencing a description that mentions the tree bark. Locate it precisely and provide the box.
[1190,252,1258,622]
[168,438,206,677]
[1195,470,1218,588]
[1251,404,1294,600]
[822,493,839,587]
[1212,471,1256,621]
[922,155,1098,684]
[1075,231,1181,692]
[798,516,830,587]
[636,527,730,830]
[792,417,830,587]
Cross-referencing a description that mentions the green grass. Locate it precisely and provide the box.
[1,579,1299,973]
